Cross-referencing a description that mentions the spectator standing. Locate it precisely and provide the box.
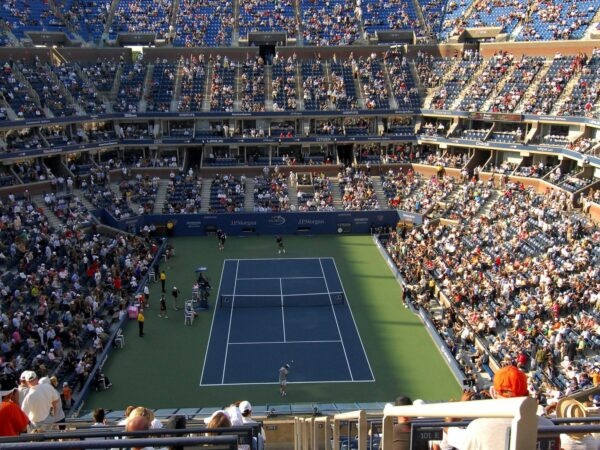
[40,377,65,428]
[455,365,554,450]
[138,309,145,337]
[0,373,29,437]
[20,371,60,429]
[239,401,266,450]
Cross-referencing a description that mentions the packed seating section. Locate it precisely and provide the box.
[1,0,600,46]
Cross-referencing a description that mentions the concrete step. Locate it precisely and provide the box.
[153,179,170,214]
[244,177,255,211]
[329,179,343,210]
[200,177,213,212]
[32,194,63,230]
[370,175,386,209]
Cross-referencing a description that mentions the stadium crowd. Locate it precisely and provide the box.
[382,179,600,402]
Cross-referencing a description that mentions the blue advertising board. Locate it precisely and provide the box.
[101,210,409,236]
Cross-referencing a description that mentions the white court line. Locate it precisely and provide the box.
[221,260,240,384]
[226,257,326,261]
[201,379,376,387]
[280,278,286,342]
[199,259,228,386]
[227,292,339,298]
[319,257,353,381]
[236,276,325,280]
[331,258,376,382]
[229,340,342,345]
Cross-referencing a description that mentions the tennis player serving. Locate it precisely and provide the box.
[279,361,293,396]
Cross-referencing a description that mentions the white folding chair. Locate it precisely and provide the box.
[148,269,156,283]
[114,329,125,348]
[184,309,195,326]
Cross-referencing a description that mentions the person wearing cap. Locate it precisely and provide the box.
[279,364,290,397]
[20,370,60,429]
[455,364,554,450]
[238,400,266,450]
[0,373,29,436]
[17,372,29,406]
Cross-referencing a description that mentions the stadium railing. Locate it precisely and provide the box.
[0,433,238,450]
[68,237,170,417]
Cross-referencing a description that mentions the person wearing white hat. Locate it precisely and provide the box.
[17,373,29,406]
[20,371,60,429]
[239,401,266,450]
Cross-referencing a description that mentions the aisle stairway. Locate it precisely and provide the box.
[370,175,386,208]
[200,178,213,212]
[153,179,170,213]
[330,179,344,209]
[288,184,299,210]
[244,177,255,211]
[32,194,63,229]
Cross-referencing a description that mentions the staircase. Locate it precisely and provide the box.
[551,70,584,115]
[516,60,553,113]
[287,184,299,210]
[244,177,255,211]
[138,63,154,113]
[382,62,399,109]
[448,61,491,110]
[74,190,96,213]
[200,179,213,212]
[481,63,518,112]
[475,190,500,219]
[32,194,63,230]
[74,61,113,113]
[370,175,386,208]
[330,179,344,210]
[153,179,170,213]
[171,62,184,111]
[422,59,461,108]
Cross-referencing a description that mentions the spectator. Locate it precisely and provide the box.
[20,371,60,429]
[0,372,29,436]
[451,365,554,450]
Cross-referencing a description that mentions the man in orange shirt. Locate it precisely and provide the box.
[0,373,29,436]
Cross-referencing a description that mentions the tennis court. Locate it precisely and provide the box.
[200,257,374,386]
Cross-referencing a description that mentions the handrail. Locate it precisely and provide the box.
[382,398,538,450]
[69,237,170,416]
[0,434,238,450]
[0,425,260,444]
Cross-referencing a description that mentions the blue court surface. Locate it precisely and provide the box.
[200,258,374,386]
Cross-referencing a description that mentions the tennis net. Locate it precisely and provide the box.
[219,292,344,308]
